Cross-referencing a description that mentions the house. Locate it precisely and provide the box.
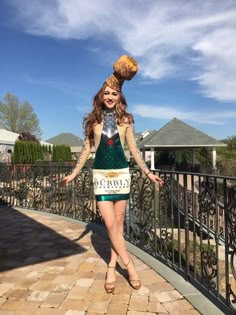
[46,133,85,159]
[0,129,51,162]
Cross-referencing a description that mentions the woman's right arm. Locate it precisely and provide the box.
[60,138,91,185]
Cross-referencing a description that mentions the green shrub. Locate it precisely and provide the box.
[52,145,72,162]
[13,141,43,163]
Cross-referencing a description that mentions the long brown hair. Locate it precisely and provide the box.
[84,83,134,146]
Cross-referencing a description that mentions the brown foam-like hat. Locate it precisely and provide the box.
[105,55,138,91]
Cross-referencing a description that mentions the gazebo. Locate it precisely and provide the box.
[137,118,227,171]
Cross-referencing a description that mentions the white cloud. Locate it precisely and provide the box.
[192,28,236,101]
[133,104,236,125]
[9,0,117,38]
[8,0,236,101]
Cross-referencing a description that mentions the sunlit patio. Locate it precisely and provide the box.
[0,203,224,315]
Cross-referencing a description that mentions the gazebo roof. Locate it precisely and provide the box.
[138,118,226,149]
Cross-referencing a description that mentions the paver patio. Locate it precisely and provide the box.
[0,205,212,314]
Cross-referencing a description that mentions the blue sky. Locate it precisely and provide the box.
[0,0,236,141]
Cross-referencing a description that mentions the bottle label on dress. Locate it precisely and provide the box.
[92,167,131,195]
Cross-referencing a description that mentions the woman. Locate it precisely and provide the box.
[61,55,164,293]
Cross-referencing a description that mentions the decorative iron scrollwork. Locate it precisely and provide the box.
[201,248,217,290]
[128,169,155,250]
[160,229,173,260]
[226,186,236,309]
[74,168,98,222]
[199,178,217,225]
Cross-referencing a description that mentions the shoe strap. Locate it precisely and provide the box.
[107,265,116,268]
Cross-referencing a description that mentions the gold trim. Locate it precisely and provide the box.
[106,172,118,178]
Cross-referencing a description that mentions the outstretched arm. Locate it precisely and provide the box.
[126,123,163,186]
[60,138,91,185]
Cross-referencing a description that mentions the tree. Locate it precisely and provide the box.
[217,136,236,158]
[0,92,42,138]
[13,141,43,163]
[224,136,236,151]
[18,132,39,143]
[216,136,236,176]
[52,145,72,161]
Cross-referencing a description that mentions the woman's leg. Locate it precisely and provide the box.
[97,200,140,286]
[98,200,129,262]
[109,200,126,267]
[113,200,140,284]
[97,200,124,287]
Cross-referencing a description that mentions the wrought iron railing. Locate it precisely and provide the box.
[0,163,235,314]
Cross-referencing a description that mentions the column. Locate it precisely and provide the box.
[212,147,216,169]
[151,148,155,170]
[142,149,145,161]
[192,148,196,165]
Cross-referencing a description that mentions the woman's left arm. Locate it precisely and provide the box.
[126,123,164,186]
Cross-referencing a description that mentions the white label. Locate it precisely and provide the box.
[93,168,131,195]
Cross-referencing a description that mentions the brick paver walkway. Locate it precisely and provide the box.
[0,206,201,315]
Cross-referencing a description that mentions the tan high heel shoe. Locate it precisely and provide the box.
[104,265,116,293]
[125,258,141,290]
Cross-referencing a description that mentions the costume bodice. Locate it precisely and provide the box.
[93,110,128,169]
[72,112,148,176]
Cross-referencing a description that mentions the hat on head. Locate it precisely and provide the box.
[105,55,138,92]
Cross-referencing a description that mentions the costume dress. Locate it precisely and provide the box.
[92,109,130,201]
[72,111,148,202]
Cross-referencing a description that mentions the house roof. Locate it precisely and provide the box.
[134,132,142,142]
[0,129,51,146]
[135,129,152,141]
[137,130,157,145]
[138,118,227,149]
[134,132,142,138]
[0,129,20,145]
[46,133,83,146]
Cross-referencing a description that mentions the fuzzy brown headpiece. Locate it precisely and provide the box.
[105,55,138,91]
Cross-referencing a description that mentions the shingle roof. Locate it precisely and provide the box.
[137,130,157,145]
[0,129,51,146]
[46,133,83,146]
[134,132,142,138]
[138,118,226,149]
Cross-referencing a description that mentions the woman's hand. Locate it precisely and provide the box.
[147,172,164,186]
[60,174,76,186]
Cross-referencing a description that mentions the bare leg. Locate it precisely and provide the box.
[105,200,126,286]
[97,200,140,287]
[109,199,126,266]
